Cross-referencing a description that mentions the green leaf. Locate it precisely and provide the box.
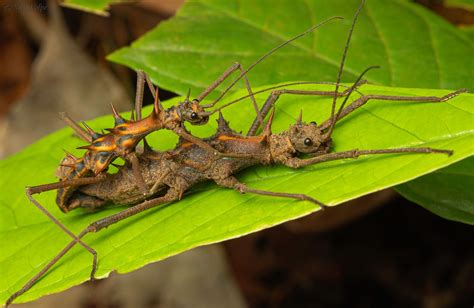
[396,157,474,225]
[108,0,474,98]
[461,26,474,41]
[61,0,128,15]
[1,84,473,303]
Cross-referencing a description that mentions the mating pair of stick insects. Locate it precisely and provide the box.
[8,76,464,307]
[5,0,467,305]
[53,15,344,200]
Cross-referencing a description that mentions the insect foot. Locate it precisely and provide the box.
[440,88,468,102]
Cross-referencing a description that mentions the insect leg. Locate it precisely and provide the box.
[319,89,468,133]
[22,175,107,289]
[28,175,107,194]
[58,112,92,143]
[284,147,453,169]
[246,80,366,136]
[215,176,327,210]
[6,187,182,307]
[126,152,148,195]
[25,188,98,279]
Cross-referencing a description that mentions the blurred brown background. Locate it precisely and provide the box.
[0,0,473,307]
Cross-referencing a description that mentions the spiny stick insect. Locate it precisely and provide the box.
[18,19,355,263]
[16,15,359,295]
[15,16,352,294]
[6,0,467,306]
[52,15,344,198]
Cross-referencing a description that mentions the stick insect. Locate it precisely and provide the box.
[12,17,351,297]
[55,15,344,197]
[5,0,467,305]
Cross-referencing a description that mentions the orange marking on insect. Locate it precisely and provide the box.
[120,138,135,148]
[172,109,181,120]
[217,135,264,143]
[92,144,116,152]
[93,162,107,175]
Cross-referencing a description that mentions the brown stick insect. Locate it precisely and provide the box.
[5,0,467,305]
[54,15,344,197]
[9,15,356,303]
[9,17,349,299]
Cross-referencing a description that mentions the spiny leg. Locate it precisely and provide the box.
[6,187,182,307]
[284,147,453,169]
[215,176,327,210]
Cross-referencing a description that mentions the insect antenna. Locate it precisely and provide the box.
[145,74,156,99]
[185,88,191,103]
[326,0,365,139]
[322,65,379,139]
[201,16,344,109]
[334,66,378,119]
[153,87,163,116]
[59,112,93,143]
[135,71,146,121]
[201,81,365,117]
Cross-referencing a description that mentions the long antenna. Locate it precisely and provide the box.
[200,81,365,117]
[326,0,365,139]
[202,16,344,108]
[334,66,379,121]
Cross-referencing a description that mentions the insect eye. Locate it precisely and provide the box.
[304,138,313,146]
[190,112,198,120]
[310,121,317,125]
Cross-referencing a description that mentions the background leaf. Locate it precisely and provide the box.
[107,0,474,221]
[1,84,473,303]
[461,25,474,41]
[396,156,474,225]
[108,0,473,96]
[62,0,128,15]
